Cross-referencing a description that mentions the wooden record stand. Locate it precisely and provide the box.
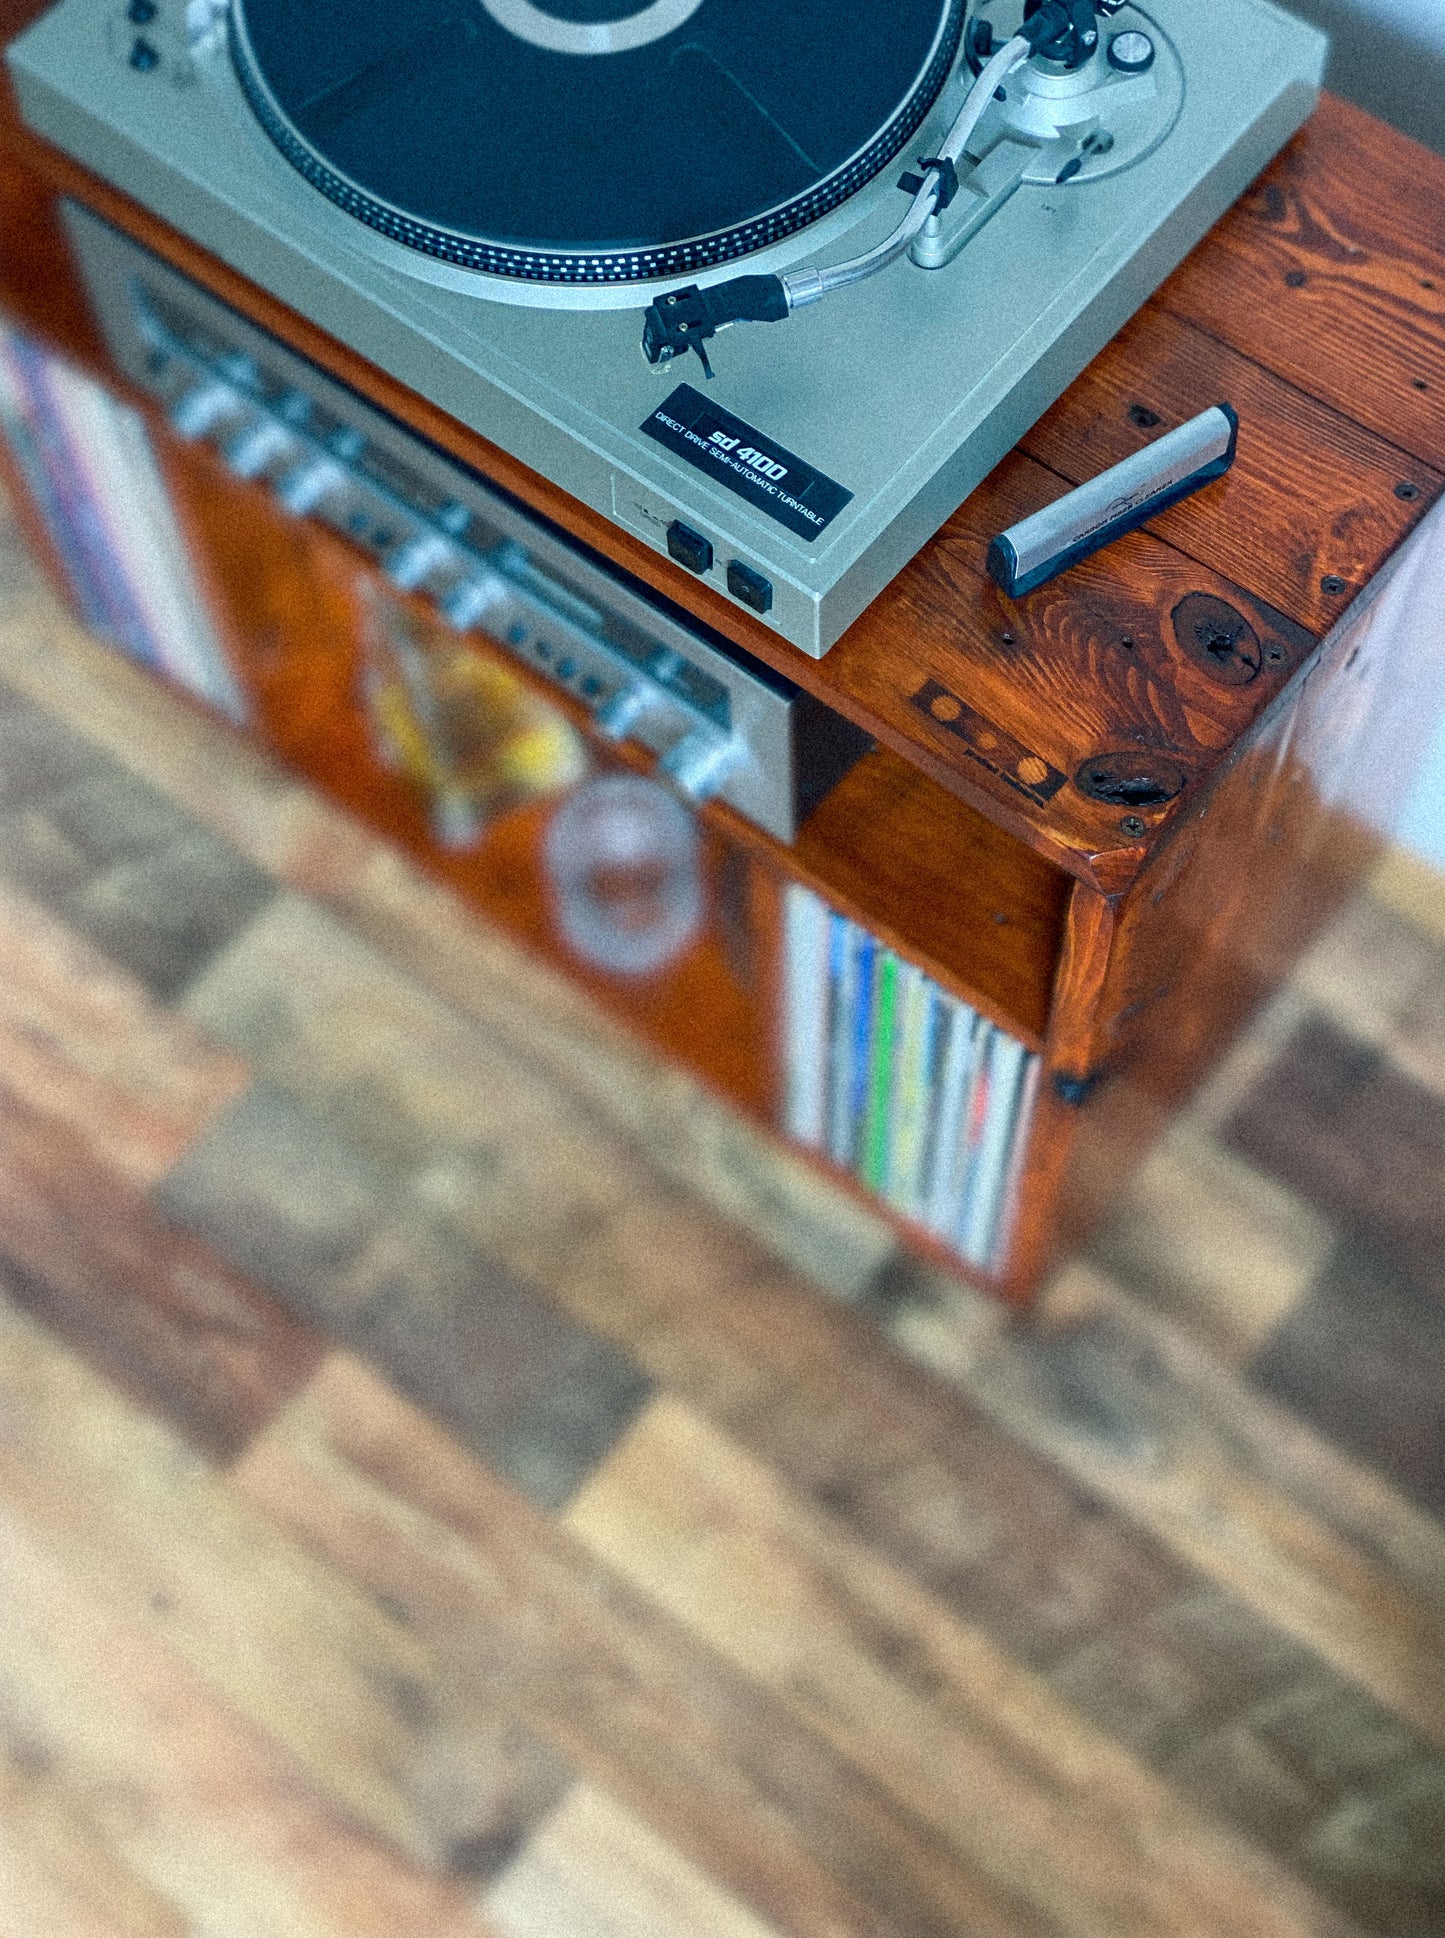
[4,0,1445,1301]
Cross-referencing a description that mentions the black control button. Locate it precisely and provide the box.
[126,0,158,21]
[727,559,774,614]
[128,34,160,69]
[666,520,713,575]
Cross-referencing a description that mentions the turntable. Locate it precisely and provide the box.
[8,0,1326,656]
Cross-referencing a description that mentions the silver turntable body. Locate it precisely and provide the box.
[8,0,1327,657]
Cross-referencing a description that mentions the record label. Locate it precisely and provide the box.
[642,386,852,541]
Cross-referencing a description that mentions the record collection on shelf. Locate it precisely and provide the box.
[783,883,1040,1276]
[0,319,244,721]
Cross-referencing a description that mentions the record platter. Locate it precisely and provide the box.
[9,0,1327,655]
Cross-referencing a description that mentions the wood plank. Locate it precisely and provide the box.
[234,1353,1079,1938]
[0,92,1370,892]
[1223,1015,1445,1296]
[177,883,894,1304]
[1022,303,1443,635]
[790,747,1069,1043]
[1391,952,1445,1104]
[157,1073,653,1508]
[1370,850,1445,951]
[0,871,248,1184]
[818,450,1319,889]
[0,1079,324,1459]
[0,1835,154,1938]
[177,893,640,1207]
[1084,1121,1333,1364]
[165,460,779,1113]
[533,1189,1203,1668]
[565,1394,1360,1938]
[0,1291,573,1885]
[951,1262,1445,1748]
[170,858,1404,1774]
[1159,96,1445,473]
[486,1784,783,1938]
[0,1741,187,1938]
[0,670,277,1003]
[1252,1242,1445,1525]
[1288,896,1445,1053]
[262,853,897,1304]
[39,790,277,1005]
[0,592,369,891]
[0,1504,504,1938]
[0,599,897,1301]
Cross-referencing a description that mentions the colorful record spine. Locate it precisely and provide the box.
[782,884,1039,1278]
[0,321,245,721]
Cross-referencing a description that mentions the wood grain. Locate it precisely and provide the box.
[1022,304,1442,637]
[0,673,277,1003]
[6,60,1445,1287]
[0,1739,187,1938]
[0,592,369,893]
[7,59,1443,887]
[486,1784,783,1938]
[2,31,1445,1926]
[0,1291,571,1887]
[166,450,780,1115]
[0,1081,324,1458]
[566,1394,1358,1938]
[1224,1015,1445,1297]
[0,596,899,1302]
[235,1353,1087,1938]
[536,1189,1205,1670]
[958,1263,1445,1748]
[1253,1242,1445,1525]
[0,868,248,1184]
[790,745,1069,1042]
[0,1510,507,1937]
[1085,1121,1334,1363]
[1159,97,1445,471]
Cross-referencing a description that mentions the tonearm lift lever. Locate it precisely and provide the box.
[642,0,1131,377]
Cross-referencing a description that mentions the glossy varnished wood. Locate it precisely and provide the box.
[6,0,1445,1298]
[4,7,1445,884]
[157,434,781,1118]
[1021,304,1444,638]
[1159,95,1445,474]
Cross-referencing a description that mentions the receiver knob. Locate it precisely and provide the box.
[441,570,509,630]
[223,417,296,481]
[168,377,242,440]
[385,530,454,593]
[594,685,655,740]
[661,729,744,801]
[274,454,343,517]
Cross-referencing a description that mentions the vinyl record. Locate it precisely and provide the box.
[230,0,965,285]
